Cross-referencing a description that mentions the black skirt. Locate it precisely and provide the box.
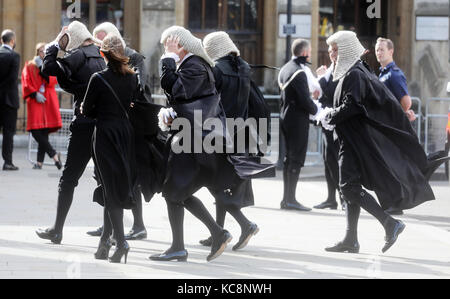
[92,119,138,209]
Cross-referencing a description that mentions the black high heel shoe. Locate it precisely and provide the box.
[94,239,112,260]
[325,241,360,253]
[109,241,130,264]
[36,228,63,244]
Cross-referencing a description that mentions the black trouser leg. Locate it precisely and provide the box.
[31,129,57,163]
[53,186,75,233]
[226,205,251,233]
[215,201,227,228]
[131,192,145,231]
[166,200,185,252]
[282,160,290,202]
[343,202,360,244]
[1,105,17,165]
[101,207,113,242]
[52,120,94,233]
[108,207,125,246]
[184,196,222,238]
[325,165,337,203]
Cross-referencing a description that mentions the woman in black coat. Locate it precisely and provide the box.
[81,34,138,264]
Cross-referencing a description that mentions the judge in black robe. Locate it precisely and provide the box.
[149,31,238,262]
[323,60,435,254]
[278,40,319,212]
[199,52,259,251]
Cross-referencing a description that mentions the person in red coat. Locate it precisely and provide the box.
[22,42,62,170]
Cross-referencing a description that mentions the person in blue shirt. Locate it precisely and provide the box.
[376,38,415,216]
[376,38,416,122]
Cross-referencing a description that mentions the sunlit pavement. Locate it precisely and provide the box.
[0,148,449,279]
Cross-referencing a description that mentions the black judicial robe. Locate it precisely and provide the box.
[160,55,241,203]
[327,61,434,210]
[210,55,255,208]
[160,55,273,204]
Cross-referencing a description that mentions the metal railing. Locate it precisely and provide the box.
[425,98,450,155]
[411,97,422,143]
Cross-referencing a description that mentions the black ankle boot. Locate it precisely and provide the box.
[94,239,112,260]
[109,241,130,264]
[36,228,63,244]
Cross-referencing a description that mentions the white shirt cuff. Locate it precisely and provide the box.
[161,52,180,63]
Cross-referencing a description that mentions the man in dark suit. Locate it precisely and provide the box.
[0,30,20,171]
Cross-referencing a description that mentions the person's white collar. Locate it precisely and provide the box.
[179,53,194,66]
[2,44,13,51]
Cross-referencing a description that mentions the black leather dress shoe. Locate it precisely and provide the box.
[314,201,338,210]
[207,230,232,262]
[382,220,406,253]
[281,200,312,212]
[149,250,188,262]
[86,226,103,237]
[36,228,62,244]
[325,241,360,253]
[125,229,147,240]
[3,163,19,171]
[199,236,213,247]
[232,223,259,251]
[54,153,62,170]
